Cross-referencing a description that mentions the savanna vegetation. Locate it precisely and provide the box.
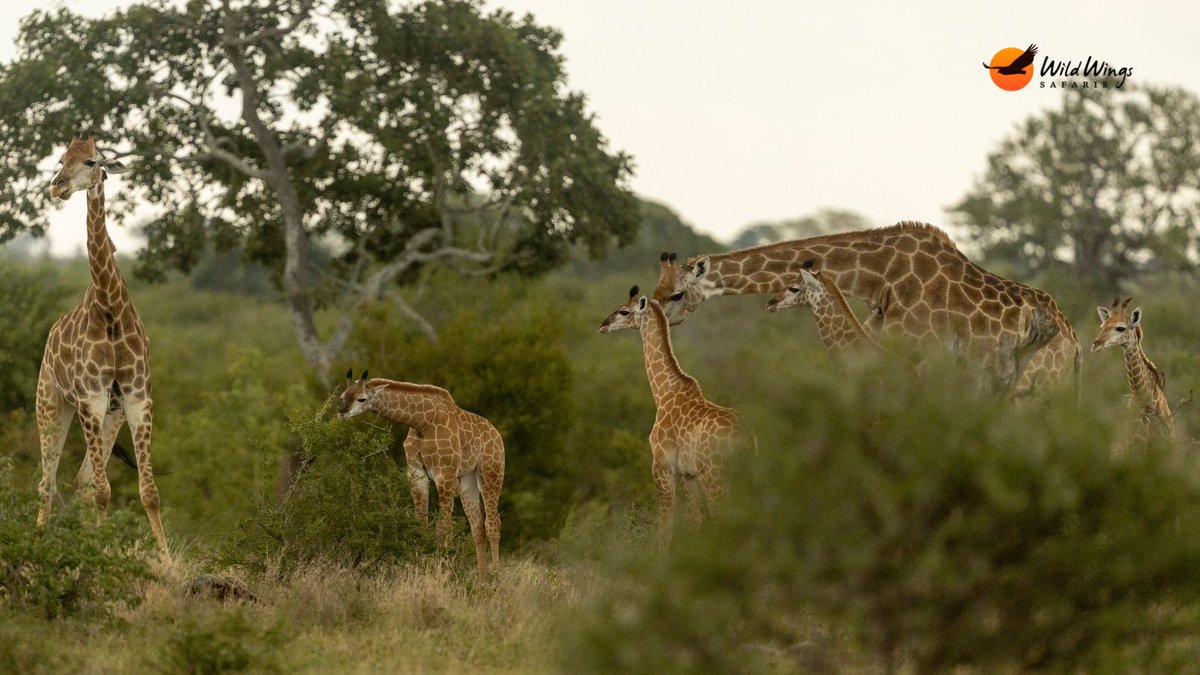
[2,2,1200,673]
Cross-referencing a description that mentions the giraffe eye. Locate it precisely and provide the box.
[618,310,630,316]
[1115,326,1126,332]
[357,397,367,402]
[669,292,685,302]
[83,159,97,168]
[787,287,801,294]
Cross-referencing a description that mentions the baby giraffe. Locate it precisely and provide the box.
[599,285,753,550]
[766,268,885,357]
[339,370,505,576]
[1092,297,1173,440]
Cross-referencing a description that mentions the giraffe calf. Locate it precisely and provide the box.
[339,370,505,577]
[600,284,753,551]
[767,268,885,358]
[1092,297,1173,443]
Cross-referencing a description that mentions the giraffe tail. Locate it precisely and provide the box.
[1073,344,1082,409]
[111,442,172,475]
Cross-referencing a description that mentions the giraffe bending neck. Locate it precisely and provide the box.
[85,180,128,312]
[1122,330,1163,410]
[366,380,454,431]
[640,301,702,405]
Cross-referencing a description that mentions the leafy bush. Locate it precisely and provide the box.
[157,607,288,675]
[0,457,154,620]
[215,409,435,577]
[0,264,66,412]
[563,354,1200,672]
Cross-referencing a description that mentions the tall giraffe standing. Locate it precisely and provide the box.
[766,268,886,357]
[653,223,1075,396]
[600,284,753,550]
[37,131,168,556]
[1091,297,1173,440]
[338,371,505,576]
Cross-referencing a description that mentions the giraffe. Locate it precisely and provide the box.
[766,268,886,357]
[652,223,1075,396]
[1091,297,1173,441]
[338,370,505,576]
[36,130,168,557]
[599,285,753,550]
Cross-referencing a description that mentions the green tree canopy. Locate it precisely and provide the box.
[0,0,639,382]
[951,84,1200,294]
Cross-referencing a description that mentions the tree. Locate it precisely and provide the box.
[728,208,873,249]
[0,0,639,384]
[951,84,1200,294]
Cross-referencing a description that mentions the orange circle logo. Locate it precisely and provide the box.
[984,44,1037,91]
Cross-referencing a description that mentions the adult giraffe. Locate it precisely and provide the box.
[36,130,168,557]
[653,223,1078,396]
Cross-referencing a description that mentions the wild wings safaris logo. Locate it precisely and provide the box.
[983,44,1038,91]
[983,43,1134,91]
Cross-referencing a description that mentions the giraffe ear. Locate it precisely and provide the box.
[346,368,354,381]
[1128,307,1142,326]
[1096,306,1110,322]
[801,270,822,295]
[101,158,127,174]
[637,296,648,313]
[692,256,709,279]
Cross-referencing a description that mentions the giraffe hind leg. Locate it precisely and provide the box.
[74,408,125,500]
[124,398,169,558]
[457,472,488,576]
[480,448,504,569]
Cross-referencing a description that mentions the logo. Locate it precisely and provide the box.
[983,44,1038,91]
[982,43,1134,91]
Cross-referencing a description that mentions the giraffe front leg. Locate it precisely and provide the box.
[457,472,489,577]
[124,398,169,558]
[683,478,705,524]
[77,406,112,517]
[408,465,430,524]
[35,378,73,527]
[652,458,676,553]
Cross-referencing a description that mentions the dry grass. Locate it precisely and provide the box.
[9,553,593,674]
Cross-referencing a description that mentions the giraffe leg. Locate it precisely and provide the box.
[74,409,124,500]
[698,466,726,517]
[433,470,457,548]
[124,398,169,558]
[480,446,504,569]
[408,465,430,524]
[77,405,112,517]
[457,472,488,576]
[652,459,676,553]
[35,375,73,527]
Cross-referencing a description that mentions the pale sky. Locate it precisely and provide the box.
[3,0,1199,255]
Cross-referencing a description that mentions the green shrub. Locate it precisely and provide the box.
[563,354,1200,673]
[0,264,67,413]
[0,458,155,620]
[215,409,435,577]
[157,606,288,674]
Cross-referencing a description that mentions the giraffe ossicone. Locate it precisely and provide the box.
[339,370,505,577]
[36,132,169,558]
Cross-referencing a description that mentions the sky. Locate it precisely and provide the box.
[3,0,1199,255]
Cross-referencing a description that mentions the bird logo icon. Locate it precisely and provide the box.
[984,44,1038,90]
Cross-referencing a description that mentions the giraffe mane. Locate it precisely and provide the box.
[370,379,455,402]
[691,221,957,266]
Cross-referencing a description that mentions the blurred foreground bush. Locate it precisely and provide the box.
[216,410,434,578]
[564,353,1200,672]
[0,458,154,620]
[0,264,66,413]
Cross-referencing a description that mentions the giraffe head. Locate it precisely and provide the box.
[652,251,711,325]
[598,285,645,333]
[1092,297,1142,352]
[338,369,386,418]
[49,129,126,201]
[765,269,823,313]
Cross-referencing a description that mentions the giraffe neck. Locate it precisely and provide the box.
[368,379,453,432]
[639,301,700,405]
[811,280,876,354]
[85,180,129,311]
[1122,335,1162,409]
